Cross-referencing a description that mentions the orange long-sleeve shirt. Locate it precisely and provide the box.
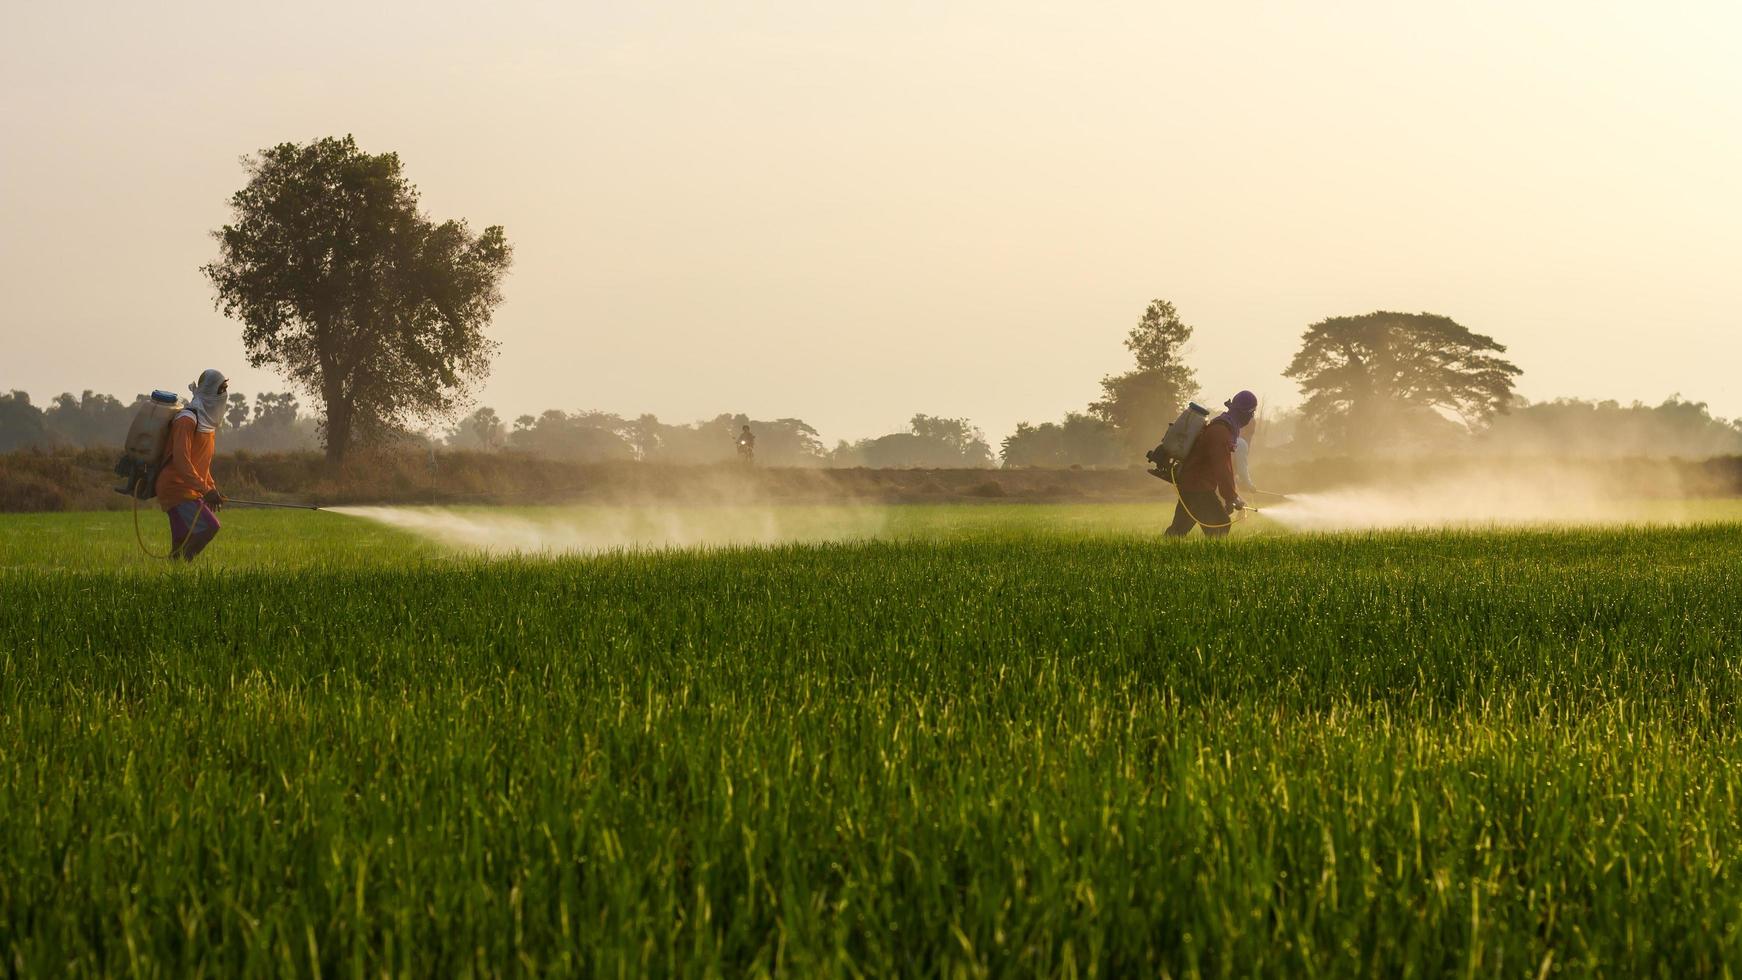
[155,414,216,510]
[1175,418,1239,502]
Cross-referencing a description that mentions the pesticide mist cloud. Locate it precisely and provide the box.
[1259,465,1692,531]
[326,504,888,555]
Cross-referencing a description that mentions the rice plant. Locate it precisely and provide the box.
[3,506,1740,975]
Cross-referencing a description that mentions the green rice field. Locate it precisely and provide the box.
[4,502,1742,976]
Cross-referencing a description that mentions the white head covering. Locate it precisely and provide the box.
[182,368,229,433]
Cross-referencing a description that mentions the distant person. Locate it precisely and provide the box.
[736,424,756,464]
[1165,390,1256,538]
[1234,434,1254,494]
[155,369,228,561]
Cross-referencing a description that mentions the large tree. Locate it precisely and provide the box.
[1284,311,1521,450]
[203,135,511,462]
[1089,299,1198,451]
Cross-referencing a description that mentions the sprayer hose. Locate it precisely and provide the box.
[1169,461,1244,530]
[131,489,179,559]
[130,476,207,561]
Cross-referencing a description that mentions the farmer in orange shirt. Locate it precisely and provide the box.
[155,369,228,560]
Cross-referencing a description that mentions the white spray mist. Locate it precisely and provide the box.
[324,503,888,555]
[1259,462,1693,531]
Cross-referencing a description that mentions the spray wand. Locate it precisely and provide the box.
[222,497,323,511]
[129,494,325,560]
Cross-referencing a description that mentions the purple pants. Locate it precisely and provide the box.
[167,500,221,561]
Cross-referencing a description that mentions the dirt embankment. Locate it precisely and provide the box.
[5,447,1741,513]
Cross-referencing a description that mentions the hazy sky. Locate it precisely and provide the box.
[3,1,1738,445]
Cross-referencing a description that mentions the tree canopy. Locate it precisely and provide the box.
[1284,311,1521,450]
[203,135,511,462]
[0,392,51,453]
[1000,413,1125,468]
[832,415,994,468]
[1088,299,1198,451]
[43,391,131,448]
[458,410,832,467]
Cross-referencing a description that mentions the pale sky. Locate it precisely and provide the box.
[3,1,1738,445]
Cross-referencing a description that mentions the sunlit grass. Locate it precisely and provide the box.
[3,503,1741,974]
[12,497,1742,571]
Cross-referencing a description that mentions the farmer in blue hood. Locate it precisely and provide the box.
[1164,390,1256,538]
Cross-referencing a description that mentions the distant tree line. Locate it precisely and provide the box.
[0,387,1001,469]
[1480,396,1742,458]
[9,377,1736,468]
[0,389,317,454]
[447,409,994,469]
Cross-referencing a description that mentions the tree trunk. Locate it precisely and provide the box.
[318,337,351,463]
[324,419,349,463]
[323,390,352,464]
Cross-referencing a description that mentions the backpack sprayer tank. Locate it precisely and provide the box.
[113,390,182,499]
[1145,402,1210,484]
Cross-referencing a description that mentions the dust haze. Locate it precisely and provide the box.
[1248,400,1734,531]
[321,407,1734,549]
